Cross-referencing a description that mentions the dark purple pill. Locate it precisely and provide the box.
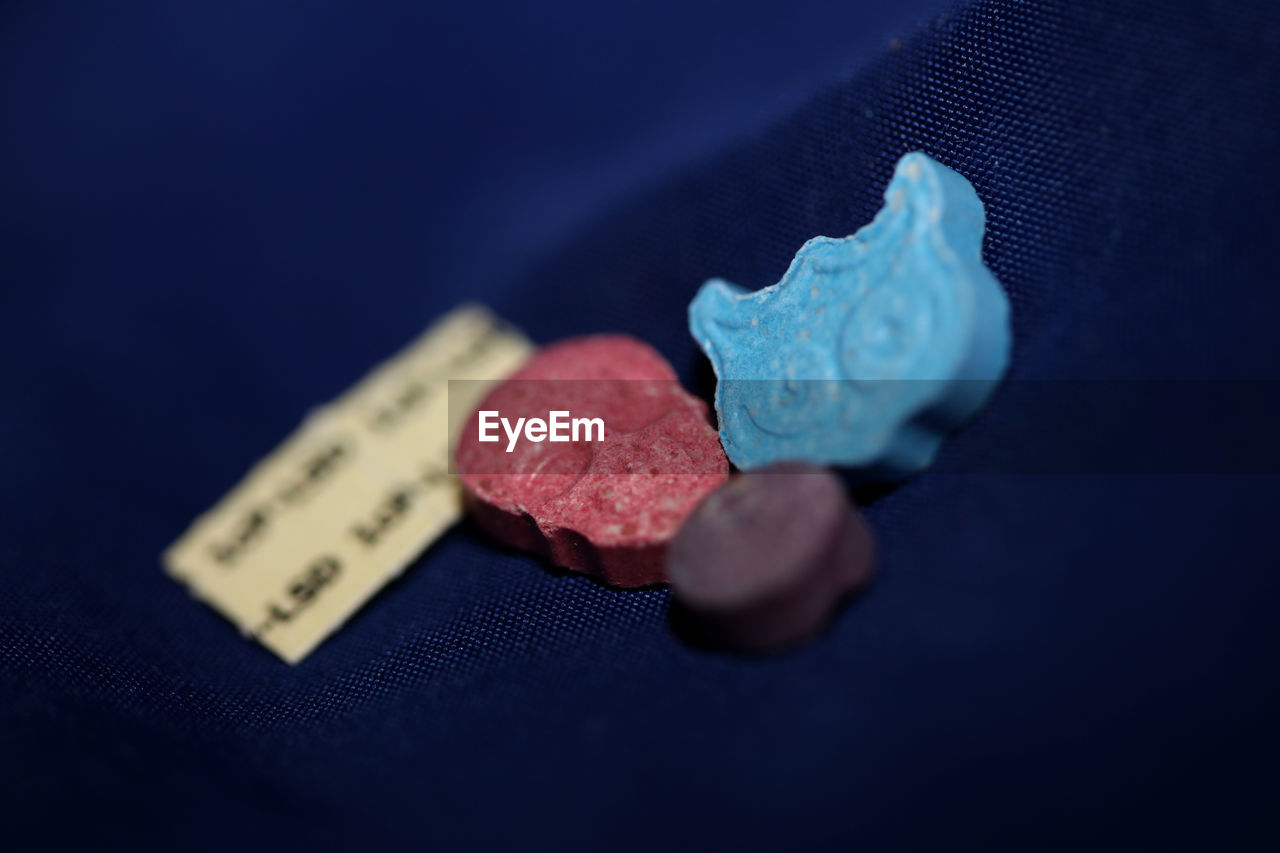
[666,461,875,653]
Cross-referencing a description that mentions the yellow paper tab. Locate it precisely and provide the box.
[163,305,532,663]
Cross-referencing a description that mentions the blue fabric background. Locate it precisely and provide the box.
[2,0,1277,849]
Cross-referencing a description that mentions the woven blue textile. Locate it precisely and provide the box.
[2,1,1278,849]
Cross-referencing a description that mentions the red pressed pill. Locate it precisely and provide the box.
[666,461,875,652]
[456,335,728,587]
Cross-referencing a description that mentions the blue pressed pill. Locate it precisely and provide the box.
[689,152,1011,479]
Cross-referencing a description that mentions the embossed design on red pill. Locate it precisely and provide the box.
[666,461,875,652]
[456,335,729,588]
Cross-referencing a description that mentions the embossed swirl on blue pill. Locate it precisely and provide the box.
[688,152,1011,479]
